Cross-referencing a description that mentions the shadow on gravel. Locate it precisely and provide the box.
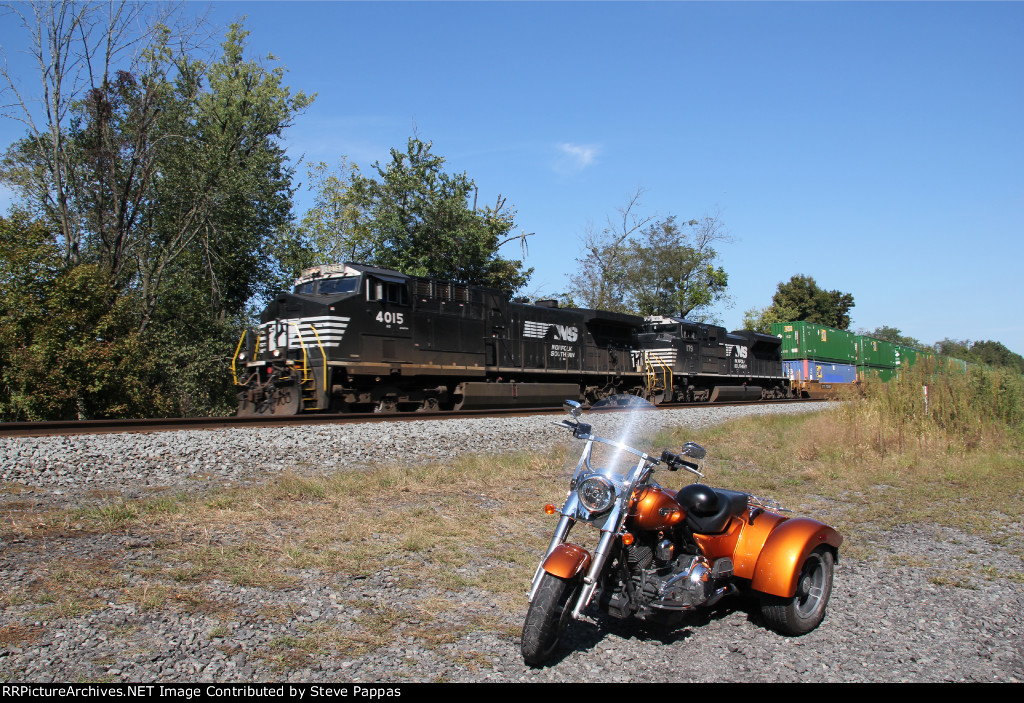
[539,601,750,667]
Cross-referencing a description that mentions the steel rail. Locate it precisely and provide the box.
[0,398,822,438]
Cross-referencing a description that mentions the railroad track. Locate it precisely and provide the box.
[0,398,821,438]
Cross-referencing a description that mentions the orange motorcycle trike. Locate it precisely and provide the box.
[521,398,843,666]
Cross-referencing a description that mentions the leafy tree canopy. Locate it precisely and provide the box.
[291,138,532,293]
[860,326,923,348]
[743,274,854,332]
[562,190,731,321]
[0,7,311,419]
[936,338,1024,373]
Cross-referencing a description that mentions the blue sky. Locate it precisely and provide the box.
[2,1,1022,354]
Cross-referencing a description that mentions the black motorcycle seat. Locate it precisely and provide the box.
[679,486,750,535]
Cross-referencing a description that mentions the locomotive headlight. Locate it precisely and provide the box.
[238,352,247,362]
[272,349,282,358]
[578,475,616,514]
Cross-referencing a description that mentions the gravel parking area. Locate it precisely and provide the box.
[1,402,1021,683]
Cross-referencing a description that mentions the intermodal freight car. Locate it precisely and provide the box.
[771,320,940,397]
[233,264,791,415]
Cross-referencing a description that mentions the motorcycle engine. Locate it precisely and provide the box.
[604,537,718,618]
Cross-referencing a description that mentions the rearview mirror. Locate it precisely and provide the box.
[681,441,706,460]
[563,400,583,418]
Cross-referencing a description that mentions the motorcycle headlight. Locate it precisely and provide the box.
[578,475,615,514]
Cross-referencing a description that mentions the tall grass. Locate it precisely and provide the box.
[846,360,1024,457]
[655,361,1024,548]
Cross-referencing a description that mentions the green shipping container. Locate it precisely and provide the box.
[858,336,897,368]
[858,364,896,382]
[771,321,859,364]
[895,345,933,369]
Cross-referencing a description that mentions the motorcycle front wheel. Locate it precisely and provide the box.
[760,547,835,635]
[521,573,580,666]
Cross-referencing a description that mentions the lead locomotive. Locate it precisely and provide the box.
[234,263,790,414]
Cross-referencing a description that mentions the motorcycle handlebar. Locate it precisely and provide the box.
[659,450,704,477]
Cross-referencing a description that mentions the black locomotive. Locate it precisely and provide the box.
[637,317,789,403]
[234,263,789,415]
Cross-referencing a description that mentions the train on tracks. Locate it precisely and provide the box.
[771,320,946,398]
[233,263,792,415]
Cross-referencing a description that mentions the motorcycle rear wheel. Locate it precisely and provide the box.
[521,573,579,666]
[760,547,834,635]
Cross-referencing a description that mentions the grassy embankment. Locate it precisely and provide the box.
[2,361,1021,672]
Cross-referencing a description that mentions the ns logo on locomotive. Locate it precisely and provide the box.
[233,263,792,415]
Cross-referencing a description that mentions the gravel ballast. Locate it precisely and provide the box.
[1,402,1021,683]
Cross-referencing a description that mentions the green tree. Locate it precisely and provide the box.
[280,159,367,277]
[0,211,169,419]
[305,137,532,292]
[621,215,730,318]
[564,191,731,320]
[860,325,923,348]
[936,338,1024,373]
[0,9,312,418]
[751,274,855,330]
[741,305,789,334]
[969,341,1024,373]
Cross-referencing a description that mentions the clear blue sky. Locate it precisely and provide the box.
[2,1,1022,354]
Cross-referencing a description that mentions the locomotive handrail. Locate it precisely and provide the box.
[641,350,673,401]
[231,329,247,386]
[289,321,329,409]
[289,321,310,383]
[307,323,329,393]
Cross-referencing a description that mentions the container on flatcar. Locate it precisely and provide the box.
[857,336,898,368]
[783,359,858,384]
[894,344,933,369]
[771,321,859,364]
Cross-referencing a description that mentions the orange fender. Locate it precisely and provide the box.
[542,543,592,579]
[751,517,843,598]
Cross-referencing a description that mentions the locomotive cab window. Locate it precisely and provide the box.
[319,276,360,296]
[366,278,409,305]
[293,276,360,296]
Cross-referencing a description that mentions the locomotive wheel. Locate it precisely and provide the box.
[416,398,440,413]
[521,573,580,666]
[374,398,398,413]
[760,547,834,635]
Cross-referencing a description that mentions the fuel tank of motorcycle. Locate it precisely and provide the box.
[629,485,685,531]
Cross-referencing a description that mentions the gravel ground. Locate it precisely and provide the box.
[1,402,1022,683]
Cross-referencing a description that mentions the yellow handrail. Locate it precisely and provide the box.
[289,321,309,381]
[231,329,247,385]
[642,351,673,401]
[307,323,329,393]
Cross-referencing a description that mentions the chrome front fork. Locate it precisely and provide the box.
[528,513,575,601]
[571,529,616,619]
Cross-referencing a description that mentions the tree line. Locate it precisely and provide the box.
[743,274,1024,372]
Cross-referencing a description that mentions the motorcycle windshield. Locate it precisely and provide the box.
[562,395,660,526]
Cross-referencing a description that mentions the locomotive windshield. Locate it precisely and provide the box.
[293,276,361,296]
